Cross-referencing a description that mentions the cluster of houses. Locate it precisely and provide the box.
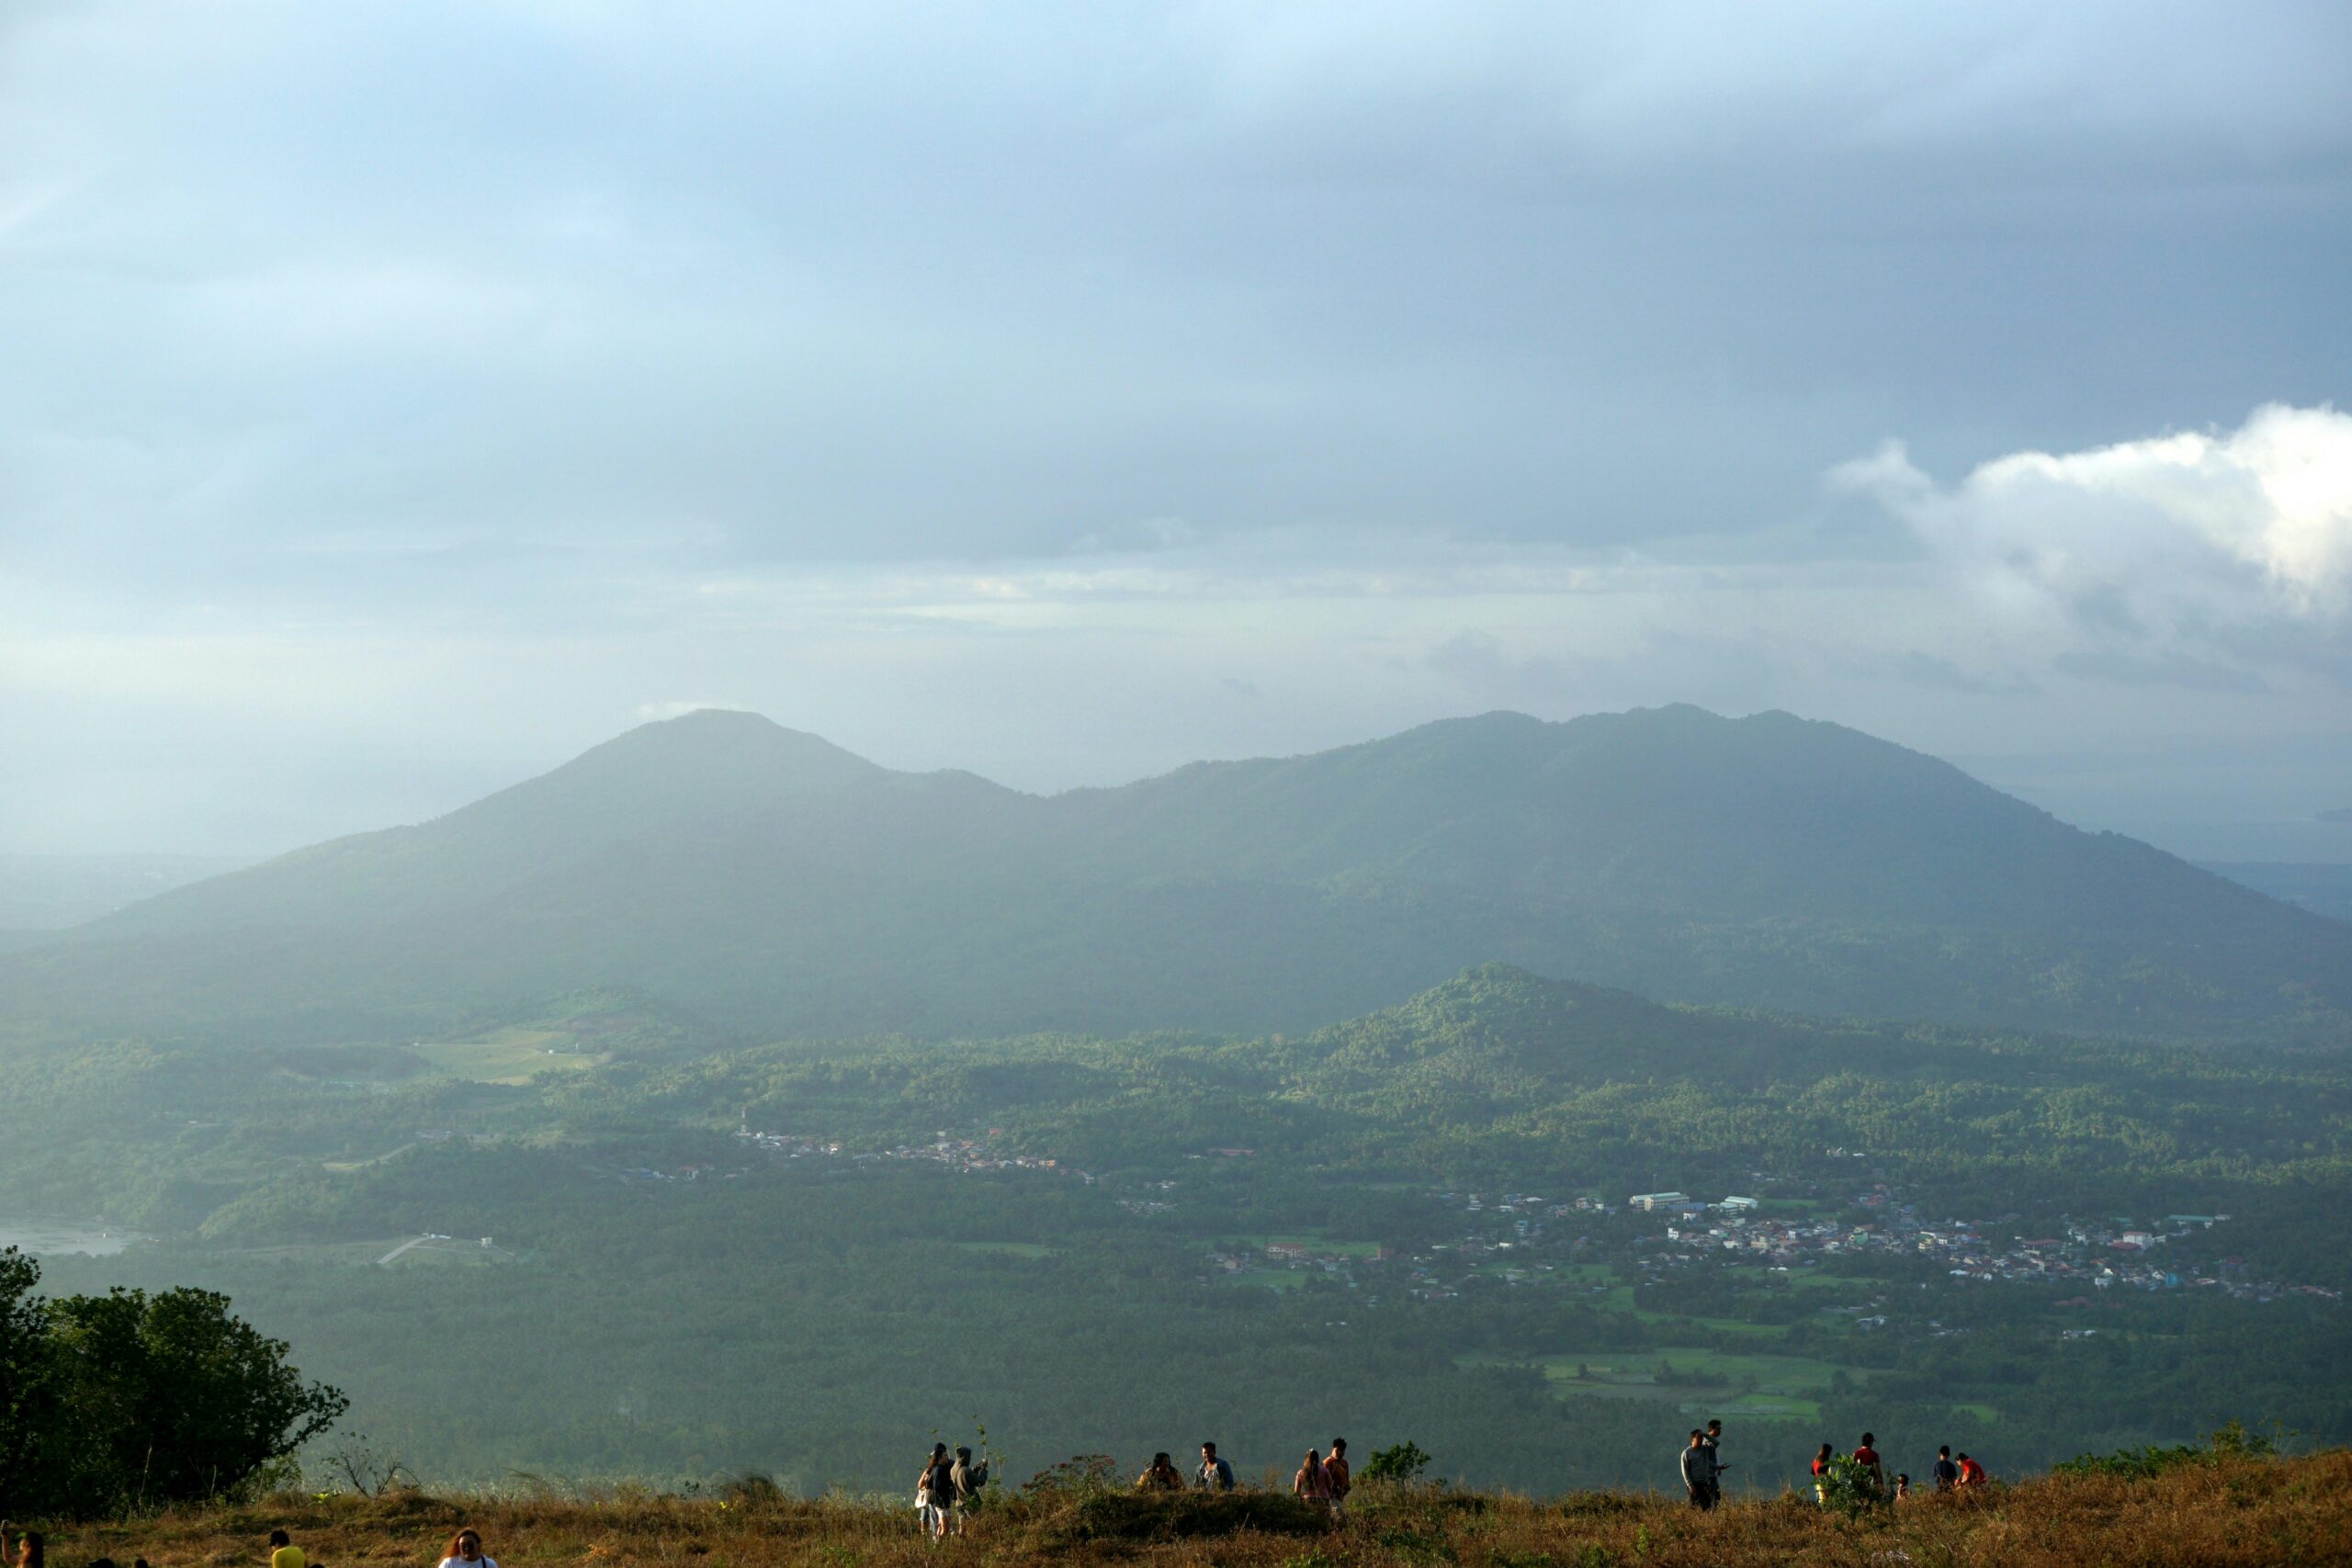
[1636,1186,2339,1303]
[730,1125,1091,1180]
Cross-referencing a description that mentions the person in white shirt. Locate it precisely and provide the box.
[436,1530,494,1568]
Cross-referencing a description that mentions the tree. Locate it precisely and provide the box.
[32,1280,348,1516]
[0,1248,58,1508]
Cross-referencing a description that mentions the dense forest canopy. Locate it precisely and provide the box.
[8,965,2348,1494]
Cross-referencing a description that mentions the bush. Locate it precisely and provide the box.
[1012,1487,1329,1546]
[1363,1440,1433,1483]
[2054,1421,2278,1481]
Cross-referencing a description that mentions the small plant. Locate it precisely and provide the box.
[1019,1453,1119,1499]
[315,1431,415,1497]
[1363,1440,1433,1483]
[1815,1454,1883,1518]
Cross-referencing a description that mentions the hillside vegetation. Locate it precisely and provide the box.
[5,706,2346,1046]
[14,968,2350,1491]
[41,1450,2352,1568]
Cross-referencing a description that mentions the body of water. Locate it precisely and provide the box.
[0,1218,142,1256]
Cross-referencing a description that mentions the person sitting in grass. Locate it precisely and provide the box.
[267,1529,303,1568]
[1138,1452,1186,1490]
[1197,1441,1236,1491]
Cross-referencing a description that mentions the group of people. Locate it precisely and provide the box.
[0,1528,496,1568]
[914,1444,991,1540]
[1806,1434,1988,1505]
[917,1438,1353,1540]
[1157,1438,1352,1518]
[1677,1424,1989,1509]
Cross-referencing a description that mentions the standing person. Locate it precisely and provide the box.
[1137,1452,1186,1490]
[1932,1445,1960,1492]
[1197,1441,1236,1491]
[1811,1443,1835,1506]
[918,1443,957,1541]
[1957,1452,1987,1488]
[948,1446,986,1535]
[10,1530,42,1568]
[1323,1438,1351,1523]
[1679,1430,1717,1510]
[268,1531,304,1568]
[436,1531,494,1568]
[1853,1433,1885,1495]
[1703,1419,1727,1505]
[1294,1447,1332,1515]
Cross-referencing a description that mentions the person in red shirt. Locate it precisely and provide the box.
[1853,1433,1885,1494]
[1810,1442,1834,1506]
[1957,1452,1987,1488]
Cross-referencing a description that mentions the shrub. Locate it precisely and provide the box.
[1364,1440,1434,1483]
[2054,1421,2278,1481]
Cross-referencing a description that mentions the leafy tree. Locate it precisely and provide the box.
[3,1258,346,1517]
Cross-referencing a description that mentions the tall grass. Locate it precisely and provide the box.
[35,1450,2351,1568]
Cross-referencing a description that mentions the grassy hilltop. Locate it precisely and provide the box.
[47,1450,2352,1568]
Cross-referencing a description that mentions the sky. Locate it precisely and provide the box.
[4,1,2350,861]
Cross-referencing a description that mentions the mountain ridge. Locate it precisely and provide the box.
[11,705,2347,1047]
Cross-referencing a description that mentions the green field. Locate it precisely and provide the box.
[1460,1346,1869,1421]
[1235,1234,1385,1257]
[949,1241,1060,1258]
[410,1027,608,1085]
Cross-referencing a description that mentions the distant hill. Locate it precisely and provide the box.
[0,852,256,929]
[2200,863,2352,926]
[6,706,2347,1045]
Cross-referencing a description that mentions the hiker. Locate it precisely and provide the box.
[268,1531,304,1568]
[1703,1418,1727,1505]
[1294,1447,1332,1514]
[949,1446,987,1533]
[1854,1432,1886,1494]
[1138,1451,1186,1491]
[1811,1443,1835,1506]
[1679,1429,1716,1510]
[917,1443,957,1540]
[1323,1438,1352,1523]
[1957,1452,1987,1488]
[1197,1441,1237,1491]
[1933,1445,1960,1492]
[1894,1473,1911,1501]
[435,1531,494,1568]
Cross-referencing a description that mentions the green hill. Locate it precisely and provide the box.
[6,706,2346,1045]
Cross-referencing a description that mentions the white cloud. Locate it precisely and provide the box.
[1833,404,2352,645]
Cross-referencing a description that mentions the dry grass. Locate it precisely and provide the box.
[44,1450,2352,1568]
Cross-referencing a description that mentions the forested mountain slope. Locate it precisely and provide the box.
[6,706,2346,1045]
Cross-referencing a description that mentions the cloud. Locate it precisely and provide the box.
[1830,404,2352,696]
[631,699,752,721]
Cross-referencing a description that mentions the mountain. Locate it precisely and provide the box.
[6,705,2347,1046]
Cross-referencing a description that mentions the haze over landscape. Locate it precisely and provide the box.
[4,0,2352,1529]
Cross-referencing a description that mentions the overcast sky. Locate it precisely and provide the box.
[4,1,2349,861]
